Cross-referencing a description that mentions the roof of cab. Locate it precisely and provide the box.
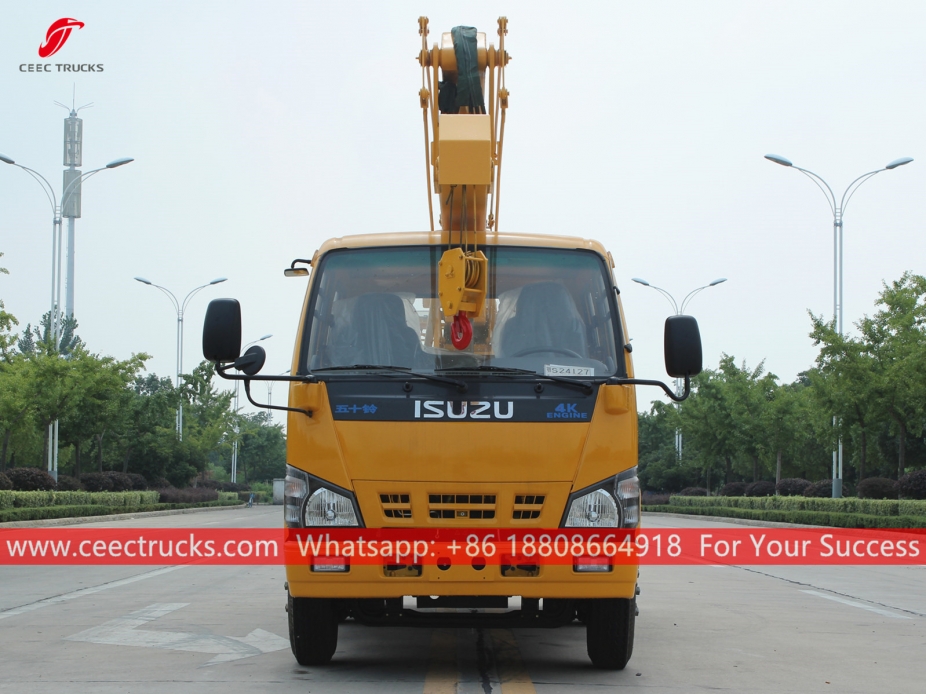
[313,231,612,264]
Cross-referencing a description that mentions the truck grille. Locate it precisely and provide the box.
[375,491,548,522]
[512,494,545,520]
[379,494,412,519]
[428,494,497,519]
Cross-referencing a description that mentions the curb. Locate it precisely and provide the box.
[0,503,257,529]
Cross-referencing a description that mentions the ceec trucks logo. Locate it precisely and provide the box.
[38,18,84,58]
[20,19,102,73]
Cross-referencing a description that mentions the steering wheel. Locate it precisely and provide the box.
[510,347,584,358]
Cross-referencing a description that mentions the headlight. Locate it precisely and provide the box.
[563,489,620,527]
[305,487,360,526]
[562,467,640,529]
[284,464,363,528]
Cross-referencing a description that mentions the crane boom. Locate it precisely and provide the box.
[417,17,510,349]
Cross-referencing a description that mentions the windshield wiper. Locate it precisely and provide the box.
[312,365,467,392]
[436,365,594,395]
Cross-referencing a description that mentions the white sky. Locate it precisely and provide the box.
[1,1,923,418]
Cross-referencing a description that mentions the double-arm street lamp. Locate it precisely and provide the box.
[765,154,913,497]
[1,152,133,480]
[134,277,228,439]
[1,153,133,342]
[231,334,273,483]
[632,277,727,459]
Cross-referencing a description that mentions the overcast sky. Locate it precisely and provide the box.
[1,1,923,419]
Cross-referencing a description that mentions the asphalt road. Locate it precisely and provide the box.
[1,507,923,693]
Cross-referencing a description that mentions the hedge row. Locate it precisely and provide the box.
[0,499,242,523]
[646,504,926,528]
[0,490,161,510]
[667,495,926,517]
[237,491,270,503]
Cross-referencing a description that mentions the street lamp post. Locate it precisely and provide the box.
[134,277,227,439]
[231,334,273,483]
[1,152,133,481]
[632,277,727,460]
[765,154,913,497]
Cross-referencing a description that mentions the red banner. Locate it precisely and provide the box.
[2,528,924,566]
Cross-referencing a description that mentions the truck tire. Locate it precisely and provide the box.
[288,593,339,665]
[585,597,635,670]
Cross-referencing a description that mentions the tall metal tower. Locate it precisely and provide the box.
[62,105,84,319]
[57,96,93,320]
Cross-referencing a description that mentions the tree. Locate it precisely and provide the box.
[808,318,878,481]
[59,351,148,476]
[0,357,38,471]
[720,356,778,482]
[180,361,234,482]
[237,411,286,483]
[857,273,926,478]
[17,311,84,357]
[638,401,705,492]
[0,252,18,362]
[681,358,750,486]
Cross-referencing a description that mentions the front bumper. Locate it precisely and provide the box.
[285,559,638,600]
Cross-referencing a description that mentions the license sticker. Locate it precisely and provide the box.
[544,364,594,377]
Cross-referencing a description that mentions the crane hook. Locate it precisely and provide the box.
[450,311,473,350]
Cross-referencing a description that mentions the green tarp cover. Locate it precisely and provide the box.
[439,26,486,114]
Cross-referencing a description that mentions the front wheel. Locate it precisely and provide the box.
[586,597,635,670]
[288,593,339,665]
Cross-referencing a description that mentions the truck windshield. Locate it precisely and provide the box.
[303,245,621,378]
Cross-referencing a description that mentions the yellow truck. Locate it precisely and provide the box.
[202,17,702,670]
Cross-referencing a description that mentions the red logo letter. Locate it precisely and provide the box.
[38,18,84,59]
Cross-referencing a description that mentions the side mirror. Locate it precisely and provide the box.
[664,315,702,378]
[203,299,242,363]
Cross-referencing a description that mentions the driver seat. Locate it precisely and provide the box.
[342,293,422,368]
[498,282,588,358]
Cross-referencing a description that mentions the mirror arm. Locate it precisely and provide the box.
[214,362,316,384]
[609,375,691,402]
[243,378,313,418]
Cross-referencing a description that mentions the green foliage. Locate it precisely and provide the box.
[744,481,776,497]
[237,490,271,503]
[0,499,241,523]
[0,490,160,510]
[646,504,926,528]
[718,482,747,497]
[639,273,926,493]
[666,494,926,517]
[157,487,219,503]
[678,486,708,496]
[898,470,926,500]
[637,402,699,493]
[776,478,812,496]
[803,479,834,498]
[6,467,56,491]
[856,477,899,500]
[235,412,286,483]
[0,252,19,362]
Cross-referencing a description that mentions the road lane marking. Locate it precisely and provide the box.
[0,565,185,621]
[800,590,912,619]
[65,602,290,665]
[490,629,537,694]
[423,629,458,694]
